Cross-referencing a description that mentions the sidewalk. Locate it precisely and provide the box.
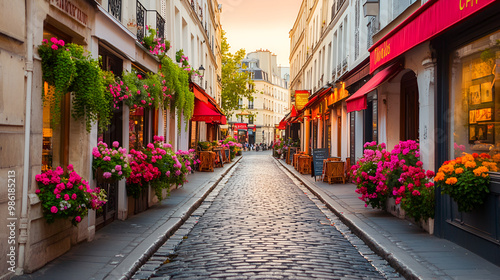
[14,156,242,280]
[276,158,500,280]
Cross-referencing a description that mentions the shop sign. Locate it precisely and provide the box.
[369,0,495,73]
[233,123,247,130]
[50,0,88,26]
[295,90,310,111]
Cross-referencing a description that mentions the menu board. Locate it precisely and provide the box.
[312,148,330,177]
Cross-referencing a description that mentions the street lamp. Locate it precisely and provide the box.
[198,65,205,76]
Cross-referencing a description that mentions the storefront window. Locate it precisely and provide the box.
[129,107,145,150]
[42,83,69,171]
[450,30,500,160]
[41,28,71,172]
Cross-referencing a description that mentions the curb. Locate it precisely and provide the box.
[116,156,243,280]
[274,157,419,280]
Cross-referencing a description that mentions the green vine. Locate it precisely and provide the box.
[38,38,113,132]
[159,55,194,131]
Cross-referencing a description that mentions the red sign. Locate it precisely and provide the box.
[369,0,496,73]
[295,90,310,111]
[233,123,247,130]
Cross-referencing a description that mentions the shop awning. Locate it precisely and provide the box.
[192,99,226,124]
[291,105,298,118]
[190,82,227,124]
[369,0,496,73]
[192,84,209,103]
[277,121,287,130]
[346,63,402,113]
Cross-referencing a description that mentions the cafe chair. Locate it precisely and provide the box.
[199,151,215,172]
[328,161,345,184]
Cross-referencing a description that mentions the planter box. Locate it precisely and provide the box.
[386,197,434,234]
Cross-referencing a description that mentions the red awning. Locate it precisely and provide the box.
[346,63,402,113]
[192,85,209,103]
[369,0,496,73]
[192,99,226,124]
[277,121,287,130]
[190,82,226,124]
[291,105,298,117]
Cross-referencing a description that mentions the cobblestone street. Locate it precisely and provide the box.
[146,152,395,279]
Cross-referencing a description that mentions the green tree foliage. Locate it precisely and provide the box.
[221,29,255,118]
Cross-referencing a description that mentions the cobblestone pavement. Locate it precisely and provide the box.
[135,153,401,279]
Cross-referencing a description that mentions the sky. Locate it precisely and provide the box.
[219,0,303,67]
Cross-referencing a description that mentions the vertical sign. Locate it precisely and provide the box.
[295,90,310,111]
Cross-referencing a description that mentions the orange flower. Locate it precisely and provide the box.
[445,177,458,185]
[473,166,489,177]
[434,172,445,182]
[455,168,464,174]
[455,157,462,164]
[441,164,455,174]
[463,154,475,162]
[465,161,477,169]
[492,154,500,162]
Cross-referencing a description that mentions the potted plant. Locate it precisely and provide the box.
[92,140,132,184]
[435,153,498,212]
[35,165,107,225]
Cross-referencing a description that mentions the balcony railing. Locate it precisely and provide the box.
[136,1,146,43]
[108,0,122,21]
[145,10,166,39]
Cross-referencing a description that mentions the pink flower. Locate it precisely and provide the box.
[103,156,111,161]
[113,141,120,148]
[58,40,65,46]
[50,37,58,44]
[137,74,142,79]
[103,172,112,179]
[51,44,58,50]
[64,194,70,201]
[71,193,77,200]
[115,165,122,171]
[51,206,58,213]
[56,194,61,199]
[75,216,81,223]
[68,164,74,171]
[35,189,40,194]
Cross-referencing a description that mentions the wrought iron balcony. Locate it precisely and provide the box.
[108,0,122,21]
[136,1,146,43]
[135,1,166,44]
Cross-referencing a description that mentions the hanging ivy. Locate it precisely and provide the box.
[38,38,113,133]
[159,55,194,131]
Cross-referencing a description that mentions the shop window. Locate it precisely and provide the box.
[129,107,146,150]
[450,30,500,159]
[41,28,71,172]
[42,83,70,172]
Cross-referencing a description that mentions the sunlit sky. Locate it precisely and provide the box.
[219,0,303,67]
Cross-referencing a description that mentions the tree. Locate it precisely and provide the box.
[221,29,255,118]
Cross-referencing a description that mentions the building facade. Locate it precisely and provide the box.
[0,0,222,277]
[289,0,500,266]
[230,50,289,146]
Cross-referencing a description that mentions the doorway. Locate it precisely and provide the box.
[400,71,419,141]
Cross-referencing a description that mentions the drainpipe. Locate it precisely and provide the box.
[17,0,34,274]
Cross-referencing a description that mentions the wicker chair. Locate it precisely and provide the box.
[328,161,345,184]
[199,151,215,172]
